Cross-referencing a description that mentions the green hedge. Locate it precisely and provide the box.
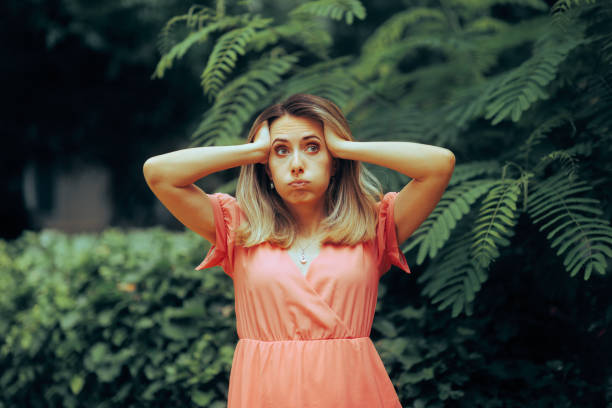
[0,228,234,407]
[1,228,606,407]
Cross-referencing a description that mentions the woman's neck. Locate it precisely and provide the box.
[288,202,326,238]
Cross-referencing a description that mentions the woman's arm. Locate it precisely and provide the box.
[324,126,455,245]
[143,123,270,244]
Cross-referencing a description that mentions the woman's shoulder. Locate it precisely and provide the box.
[375,192,398,212]
[208,193,246,222]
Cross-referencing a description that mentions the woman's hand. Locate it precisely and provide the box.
[252,120,271,164]
[323,123,349,158]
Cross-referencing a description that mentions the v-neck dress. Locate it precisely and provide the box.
[195,192,411,408]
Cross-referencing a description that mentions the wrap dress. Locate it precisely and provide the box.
[195,191,411,407]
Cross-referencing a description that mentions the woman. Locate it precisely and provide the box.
[143,94,455,407]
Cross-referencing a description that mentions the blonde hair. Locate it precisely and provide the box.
[235,93,383,248]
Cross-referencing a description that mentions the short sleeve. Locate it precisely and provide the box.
[376,192,411,277]
[194,193,240,278]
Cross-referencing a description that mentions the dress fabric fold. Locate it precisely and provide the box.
[195,192,411,408]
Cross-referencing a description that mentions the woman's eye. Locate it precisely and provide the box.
[275,146,288,155]
[306,143,320,152]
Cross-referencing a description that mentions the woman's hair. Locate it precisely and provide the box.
[235,93,383,248]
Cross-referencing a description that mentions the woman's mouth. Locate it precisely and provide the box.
[289,180,310,188]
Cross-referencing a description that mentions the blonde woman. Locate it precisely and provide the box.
[143,94,455,407]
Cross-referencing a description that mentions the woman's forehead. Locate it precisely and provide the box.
[270,115,323,138]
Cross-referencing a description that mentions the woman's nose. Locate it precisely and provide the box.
[290,151,304,175]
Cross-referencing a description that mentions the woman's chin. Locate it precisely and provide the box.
[280,192,324,207]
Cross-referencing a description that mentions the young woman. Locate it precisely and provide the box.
[143,94,455,407]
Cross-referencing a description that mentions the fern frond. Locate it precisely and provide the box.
[361,8,447,55]
[438,79,498,133]
[277,71,356,110]
[471,178,523,269]
[290,0,366,25]
[483,32,584,125]
[152,16,245,80]
[190,53,298,146]
[441,16,553,127]
[355,35,458,81]
[446,161,503,186]
[201,17,273,100]
[260,57,358,112]
[418,231,489,317]
[518,110,574,163]
[526,171,612,279]
[538,149,581,179]
[249,20,333,59]
[156,6,215,57]
[464,16,512,34]
[156,15,189,56]
[551,0,598,14]
[404,180,496,265]
[351,104,428,143]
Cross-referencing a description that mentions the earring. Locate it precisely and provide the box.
[270,181,275,190]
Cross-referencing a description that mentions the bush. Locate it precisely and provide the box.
[0,228,234,407]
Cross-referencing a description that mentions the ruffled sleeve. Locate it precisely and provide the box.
[194,192,240,278]
[376,192,411,277]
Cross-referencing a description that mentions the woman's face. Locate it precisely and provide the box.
[266,114,335,212]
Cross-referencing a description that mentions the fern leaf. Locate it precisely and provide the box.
[249,21,333,58]
[361,7,447,55]
[404,180,496,265]
[156,14,190,56]
[356,35,456,81]
[290,0,366,25]
[191,53,298,146]
[201,17,273,99]
[527,171,612,279]
[484,29,584,125]
[464,17,512,34]
[418,231,489,317]
[156,5,216,55]
[276,70,356,111]
[551,0,598,14]
[518,110,575,163]
[471,179,522,269]
[152,16,244,80]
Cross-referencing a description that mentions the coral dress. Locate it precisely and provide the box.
[195,192,411,408]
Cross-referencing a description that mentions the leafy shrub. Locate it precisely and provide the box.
[0,228,234,407]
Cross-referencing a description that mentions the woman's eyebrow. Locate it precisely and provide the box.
[272,135,321,144]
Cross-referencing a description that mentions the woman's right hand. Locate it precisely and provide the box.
[252,120,271,164]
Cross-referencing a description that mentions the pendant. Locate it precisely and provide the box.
[300,253,307,264]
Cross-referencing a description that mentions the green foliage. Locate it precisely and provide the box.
[527,170,612,279]
[0,228,235,407]
[483,28,585,125]
[200,16,273,99]
[152,15,247,80]
[471,178,522,269]
[192,52,299,145]
[290,0,367,25]
[405,179,495,264]
[152,0,612,322]
[371,288,606,407]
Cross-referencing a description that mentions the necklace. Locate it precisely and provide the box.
[295,237,318,264]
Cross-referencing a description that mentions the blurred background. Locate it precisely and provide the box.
[1,0,417,239]
[2,0,611,407]
[3,0,218,239]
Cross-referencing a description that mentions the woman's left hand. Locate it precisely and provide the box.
[323,123,348,158]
